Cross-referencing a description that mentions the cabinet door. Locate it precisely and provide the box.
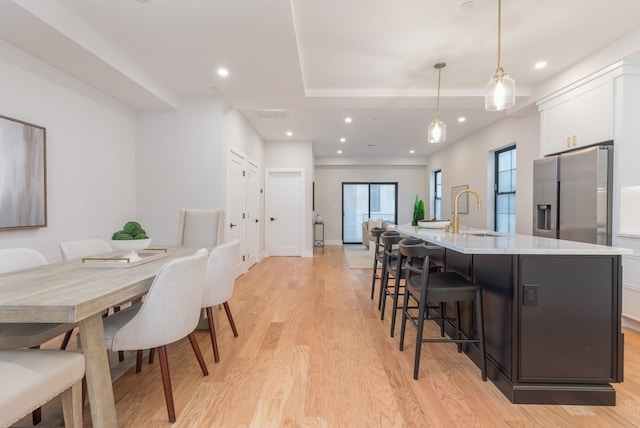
[518,256,615,382]
[574,81,614,148]
[540,97,573,156]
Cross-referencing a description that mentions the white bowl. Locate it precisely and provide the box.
[417,220,450,229]
[110,239,151,261]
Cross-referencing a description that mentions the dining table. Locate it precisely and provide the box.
[0,245,201,427]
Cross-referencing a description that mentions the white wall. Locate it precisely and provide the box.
[136,96,226,246]
[264,140,314,255]
[426,115,539,234]
[314,164,428,244]
[223,105,264,164]
[0,41,136,262]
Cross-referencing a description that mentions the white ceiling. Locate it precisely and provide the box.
[1,0,639,158]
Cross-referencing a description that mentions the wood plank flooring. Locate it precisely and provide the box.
[29,245,640,427]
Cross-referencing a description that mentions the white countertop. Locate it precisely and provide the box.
[393,224,633,255]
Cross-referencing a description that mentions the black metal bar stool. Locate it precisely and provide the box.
[398,239,487,381]
[369,227,387,301]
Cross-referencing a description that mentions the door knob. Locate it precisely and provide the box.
[270,217,277,221]
[255,219,259,223]
[230,223,237,228]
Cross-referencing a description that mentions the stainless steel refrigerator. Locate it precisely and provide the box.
[532,144,612,245]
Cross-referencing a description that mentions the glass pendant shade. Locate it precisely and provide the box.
[485,0,515,112]
[485,69,515,111]
[428,118,446,144]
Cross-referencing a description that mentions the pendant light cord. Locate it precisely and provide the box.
[435,67,442,120]
[496,0,504,74]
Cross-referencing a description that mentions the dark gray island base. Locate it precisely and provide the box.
[395,225,628,405]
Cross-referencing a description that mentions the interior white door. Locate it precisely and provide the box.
[227,151,246,271]
[246,161,260,266]
[266,169,303,256]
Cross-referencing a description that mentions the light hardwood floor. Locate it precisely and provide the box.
[31,245,640,427]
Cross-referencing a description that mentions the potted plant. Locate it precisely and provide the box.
[412,195,425,226]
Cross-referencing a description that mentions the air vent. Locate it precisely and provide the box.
[255,109,289,119]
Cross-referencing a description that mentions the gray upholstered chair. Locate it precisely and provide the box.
[177,208,225,247]
[0,248,76,425]
[0,349,85,428]
[101,249,209,423]
[203,240,241,363]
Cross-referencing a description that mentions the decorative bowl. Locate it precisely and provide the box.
[417,220,450,229]
[110,238,151,261]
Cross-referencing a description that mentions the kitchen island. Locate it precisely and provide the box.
[394,224,632,405]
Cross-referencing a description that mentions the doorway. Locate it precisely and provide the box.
[265,169,304,256]
[342,182,397,244]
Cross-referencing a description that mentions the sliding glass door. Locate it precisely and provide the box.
[342,182,397,244]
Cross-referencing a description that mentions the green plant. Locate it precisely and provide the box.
[412,195,425,226]
[112,221,148,240]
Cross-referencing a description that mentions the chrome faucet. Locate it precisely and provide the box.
[452,189,482,234]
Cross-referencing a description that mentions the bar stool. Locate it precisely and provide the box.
[386,238,443,337]
[369,227,387,301]
[398,239,487,381]
[378,230,401,317]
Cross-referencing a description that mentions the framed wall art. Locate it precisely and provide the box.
[0,115,47,229]
[451,184,469,214]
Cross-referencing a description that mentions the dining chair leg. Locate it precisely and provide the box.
[112,306,125,362]
[60,328,74,350]
[148,348,155,364]
[205,306,220,363]
[136,350,143,373]
[187,332,209,376]
[223,302,238,337]
[157,345,176,423]
[32,407,42,425]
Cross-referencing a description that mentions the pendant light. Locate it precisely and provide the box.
[428,62,447,144]
[485,0,515,111]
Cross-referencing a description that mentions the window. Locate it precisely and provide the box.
[342,183,397,244]
[495,146,516,233]
[433,170,442,220]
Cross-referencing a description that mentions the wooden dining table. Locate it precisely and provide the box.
[0,246,200,427]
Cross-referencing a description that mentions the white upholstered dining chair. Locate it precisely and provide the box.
[100,248,209,423]
[59,238,112,261]
[203,239,241,363]
[177,208,225,247]
[0,349,85,428]
[59,238,122,357]
[0,248,75,350]
[0,247,77,425]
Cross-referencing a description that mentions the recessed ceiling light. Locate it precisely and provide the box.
[337,150,343,154]
[340,137,346,143]
[286,131,293,137]
[217,68,229,77]
[410,150,415,154]
[344,117,352,124]
[534,61,547,70]
[458,117,466,123]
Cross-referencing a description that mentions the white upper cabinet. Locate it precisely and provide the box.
[539,79,614,156]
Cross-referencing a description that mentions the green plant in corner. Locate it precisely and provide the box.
[412,195,425,226]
